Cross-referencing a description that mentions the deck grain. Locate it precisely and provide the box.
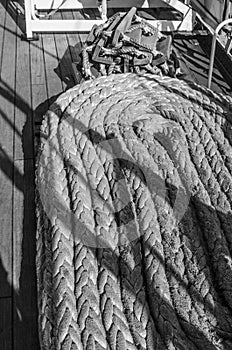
[30,35,49,148]
[72,10,88,50]
[14,21,33,161]
[62,10,85,85]
[0,2,6,69]
[62,10,83,64]
[0,156,13,299]
[0,1,17,298]
[13,159,40,350]
[42,33,63,100]
[53,12,74,91]
[0,2,16,159]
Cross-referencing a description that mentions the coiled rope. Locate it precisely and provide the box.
[36,73,232,350]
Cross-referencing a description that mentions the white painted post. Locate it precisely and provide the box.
[24,0,33,39]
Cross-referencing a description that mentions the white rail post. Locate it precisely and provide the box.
[24,0,33,39]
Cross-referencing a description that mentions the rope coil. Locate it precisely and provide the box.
[36,73,232,350]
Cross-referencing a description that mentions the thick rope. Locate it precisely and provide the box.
[36,73,232,350]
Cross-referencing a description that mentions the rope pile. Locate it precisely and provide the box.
[36,73,232,350]
[74,7,181,81]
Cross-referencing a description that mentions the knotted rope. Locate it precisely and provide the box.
[36,73,232,350]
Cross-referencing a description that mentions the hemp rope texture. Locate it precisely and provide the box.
[36,73,232,350]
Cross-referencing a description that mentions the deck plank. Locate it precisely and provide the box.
[62,10,83,63]
[42,32,63,101]
[0,156,13,298]
[0,2,6,69]
[30,35,48,110]
[13,159,40,350]
[30,35,49,150]
[72,10,88,49]
[0,298,12,350]
[53,12,74,91]
[62,10,84,85]
[0,1,17,297]
[0,2,17,159]
[31,37,47,86]
[14,21,33,161]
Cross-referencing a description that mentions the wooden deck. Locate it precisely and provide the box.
[0,1,231,349]
[0,2,86,349]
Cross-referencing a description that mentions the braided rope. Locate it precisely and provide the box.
[36,73,232,350]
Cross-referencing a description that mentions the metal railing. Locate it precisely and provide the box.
[23,0,194,39]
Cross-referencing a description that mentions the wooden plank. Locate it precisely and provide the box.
[0,0,5,13]
[53,12,74,90]
[0,298,12,350]
[62,10,83,63]
[42,33,63,100]
[0,2,6,70]
[30,35,49,155]
[0,3,17,160]
[30,35,48,115]
[63,10,84,84]
[14,21,33,161]
[32,31,63,146]
[0,156,13,298]
[72,10,88,58]
[13,159,40,350]
[30,37,47,86]
[0,2,17,298]
[73,9,88,82]
[31,33,62,115]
